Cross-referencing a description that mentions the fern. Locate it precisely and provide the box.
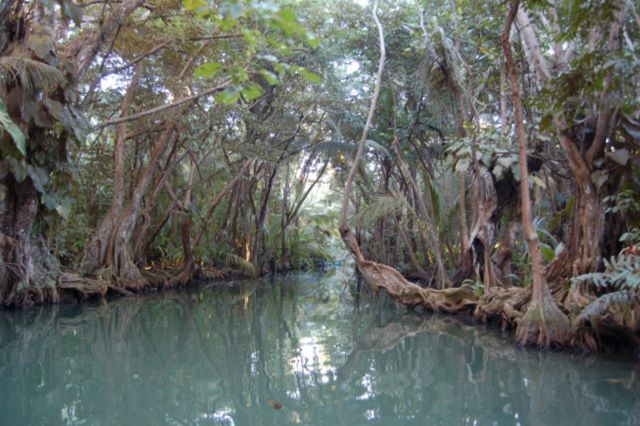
[572,255,640,291]
[574,290,638,325]
[0,57,65,94]
[223,252,257,277]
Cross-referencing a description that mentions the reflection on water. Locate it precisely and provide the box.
[0,271,638,425]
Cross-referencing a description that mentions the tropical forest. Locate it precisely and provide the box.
[0,0,639,424]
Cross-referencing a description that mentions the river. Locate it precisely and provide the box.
[0,271,638,425]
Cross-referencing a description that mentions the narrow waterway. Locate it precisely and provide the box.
[0,271,637,425]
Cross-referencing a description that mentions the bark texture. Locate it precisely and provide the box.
[503,0,569,347]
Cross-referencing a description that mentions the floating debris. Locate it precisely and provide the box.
[267,400,282,410]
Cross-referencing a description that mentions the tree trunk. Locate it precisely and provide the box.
[113,63,143,212]
[251,163,278,272]
[546,181,604,283]
[81,119,179,284]
[0,178,38,305]
[336,0,477,313]
[513,3,625,285]
[503,0,569,347]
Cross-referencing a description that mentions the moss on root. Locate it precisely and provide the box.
[516,292,571,347]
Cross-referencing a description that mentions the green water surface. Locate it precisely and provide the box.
[0,271,638,425]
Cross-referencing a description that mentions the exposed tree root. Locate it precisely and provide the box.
[569,289,640,353]
[357,258,478,313]
[474,287,526,328]
[571,320,639,353]
[516,290,571,347]
[341,225,477,313]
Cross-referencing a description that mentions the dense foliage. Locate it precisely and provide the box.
[0,0,638,351]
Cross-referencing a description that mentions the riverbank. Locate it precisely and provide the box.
[3,259,637,358]
[1,272,638,425]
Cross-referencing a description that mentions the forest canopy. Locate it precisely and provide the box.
[0,0,639,351]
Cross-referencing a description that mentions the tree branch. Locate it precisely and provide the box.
[95,78,231,128]
[340,0,385,232]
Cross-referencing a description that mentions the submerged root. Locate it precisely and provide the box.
[516,291,571,347]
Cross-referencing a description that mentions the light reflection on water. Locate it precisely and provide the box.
[0,271,638,425]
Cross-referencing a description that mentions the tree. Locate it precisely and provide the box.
[0,0,87,307]
[502,0,570,347]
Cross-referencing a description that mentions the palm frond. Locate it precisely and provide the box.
[223,252,257,277]
[0,57,65,95]
[352,194,409,228]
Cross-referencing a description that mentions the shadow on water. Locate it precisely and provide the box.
[0,271,638,425]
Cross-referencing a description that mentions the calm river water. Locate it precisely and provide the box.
[0,271,638,425]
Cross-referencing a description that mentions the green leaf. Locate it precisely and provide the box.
[306,34,319,48]
[221,16,238,32]
[274,62,289,78]
[512,166,520,182]
[274,8,306,38]
[540,244,555,263]
[8,157,27,182]
[539,114,553,132]
[242,29,258,48]
[258,54,279,63]
[43,98,86,143]
[182,0,207,12]
[216,86,241,105]
[496,155,517,169]
[194,62,223,79]
[278,8,298,24]
[0,100,26,156]
[231,66,249,83]
[27,164,49,193]
[293,66,321,83]
[241,83,264,102]
[259,69,279,85]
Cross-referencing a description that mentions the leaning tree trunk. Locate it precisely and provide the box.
[339,0,477,314]
[503,0,569,347]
